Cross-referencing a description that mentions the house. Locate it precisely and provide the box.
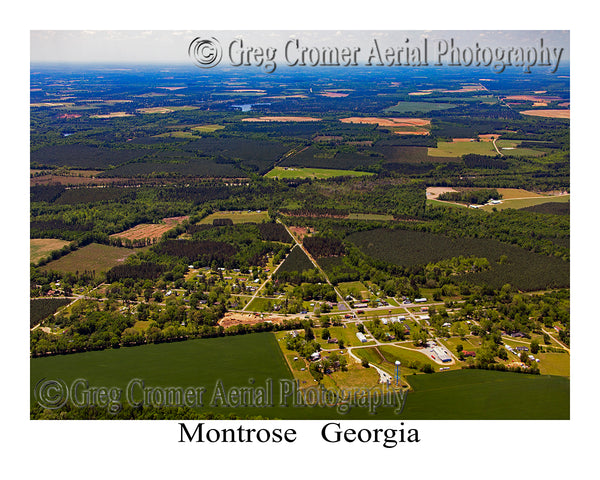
[463,351,476,357]
[511,332,526,338]
[515,346,529,352]
[327,338,338,344]
[310,352,321,361]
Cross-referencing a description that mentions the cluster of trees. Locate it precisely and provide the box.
[156,240,237,265]
[303,236,345,258]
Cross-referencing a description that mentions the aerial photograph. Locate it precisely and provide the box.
[29,30,570,420]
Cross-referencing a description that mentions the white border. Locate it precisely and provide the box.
[5,1,597,478]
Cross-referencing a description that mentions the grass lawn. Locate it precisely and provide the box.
[245,296,274,312]
[378,345,445,371]
[199,210,270,224]
[264,166,374,180]
[337,281,370,300]
[536,352,570,377]
[428,140,497,157]
[41,243,140,275]
[30,238,72,264]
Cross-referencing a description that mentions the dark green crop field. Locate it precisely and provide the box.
[403,369,569,419]
[31,333,569,419]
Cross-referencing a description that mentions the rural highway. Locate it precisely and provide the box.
[278,219,353,313]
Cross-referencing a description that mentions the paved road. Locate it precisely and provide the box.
[278,219,352,315]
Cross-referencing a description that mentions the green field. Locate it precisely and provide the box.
[41,243,139,274]
[264,167,374,180]
[245,296,274,312]
[353,345,443,376]
[31,333,569,419]
[30,238,71,264]
[403,369,569,419]
[480,195,570,212]
[199,210,270,224]
[192,124,225,132]
[337,281,370,300]
[496,139,546,157]
[428,141,497,157]
[384,101,458,114]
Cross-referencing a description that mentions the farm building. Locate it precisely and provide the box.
[356,332,367,343]
[415,298,427,303]
[433,346,452,362]
[354,302,369,309]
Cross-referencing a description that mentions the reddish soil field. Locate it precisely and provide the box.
[340,117,430,127]
[478,134,500,141]
[110,216,188,242]
[218,312,285,329]
[288,226,310,241]
[394,130,430,136]
[319,92,349,98]
[31,175,122,186]
[242,116,321,122]
[520,109,570,119]
[505,95,562,102]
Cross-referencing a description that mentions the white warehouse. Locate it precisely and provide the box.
[356,332,367,343]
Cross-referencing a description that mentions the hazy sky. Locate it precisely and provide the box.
[31,30,569,64]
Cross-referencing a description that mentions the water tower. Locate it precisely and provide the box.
[395,360,401,386]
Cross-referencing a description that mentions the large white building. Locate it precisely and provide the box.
[433,346,452,362]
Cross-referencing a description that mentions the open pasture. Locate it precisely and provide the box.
[428,140,497,157]
[198,211,270,225]
[264,167,374,180]
[41,243,139,274]
[30,238,71,264]
[480,194,570,212]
